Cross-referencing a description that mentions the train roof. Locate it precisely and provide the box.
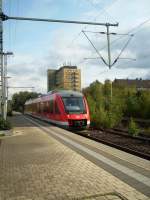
[50,90,83,97]
[25,90,83,105]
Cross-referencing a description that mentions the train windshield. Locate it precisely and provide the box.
[62,97,86,114]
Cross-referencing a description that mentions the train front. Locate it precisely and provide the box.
[60,91,90,130]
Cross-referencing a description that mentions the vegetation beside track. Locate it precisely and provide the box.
[0,117,11,130]
[83,80,150,136]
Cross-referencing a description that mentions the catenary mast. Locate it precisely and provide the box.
[0,0,4,117]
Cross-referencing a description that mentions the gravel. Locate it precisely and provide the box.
[85,130,150,156]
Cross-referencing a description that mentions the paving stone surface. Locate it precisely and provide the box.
[49,125,150,171]
[0,114,149,200]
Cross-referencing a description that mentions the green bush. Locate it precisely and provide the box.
[128,118,140,136]
[83,80,150,130]
[103,112,116,128]
[91,109,105,129]
[99,111,121,129]
[0,117,11,130]
[90,109,121,129]
[84,81,124,129]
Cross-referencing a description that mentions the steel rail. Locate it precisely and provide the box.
[75,131,150,161]
[106,128,150,143]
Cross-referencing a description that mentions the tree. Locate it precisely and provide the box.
[83,80,128,129]
[128,118,140,136]
[138,91,150,119]
[12,91,40,113]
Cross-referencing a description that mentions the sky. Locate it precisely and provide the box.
[2,0,150,97]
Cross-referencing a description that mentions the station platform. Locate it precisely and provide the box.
[0,113,149,200]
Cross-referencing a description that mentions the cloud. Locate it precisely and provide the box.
[5,0,150,98]
[143,70,150,79]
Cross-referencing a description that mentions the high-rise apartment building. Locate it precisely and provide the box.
[47,66,81,92]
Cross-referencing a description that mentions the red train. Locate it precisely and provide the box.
[25,90,90,130]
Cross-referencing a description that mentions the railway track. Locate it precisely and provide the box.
[74,129,150,160]
[103,128,150,143]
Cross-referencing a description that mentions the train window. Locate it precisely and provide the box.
[49,100,54,114]
[36,103,38,112]
[38,103,41,113]
[42,102,48,112]
[34,103,37,112]
[40,102,44,113]
[55,102,60,114]
[62,97,86,114]
[43,102,47,112]
[46,101,49,112]
[32,103,34,112]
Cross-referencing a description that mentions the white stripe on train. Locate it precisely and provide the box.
[27,113,90,126]
[28,114,69,126]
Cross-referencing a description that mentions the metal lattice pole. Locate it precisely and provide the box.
[3,54,9,120]
[106,25,112,102]
[3,52,13,120]
[0,0,4,118]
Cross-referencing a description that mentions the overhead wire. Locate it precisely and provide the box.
[65,0,120,66]
[86,0,119,23]
[83,16,150,59]
[110,19,150,69]
[95,59,136,79]
[82,29,134,68]
[54,0,120,67]
[7,1,148,73]
[114,54,149,70]
[100,17,150,51]
[67,0,120,48]
[111,34,134,66]
[127,18,150,35]
[79,3,150,80]
[82,16,150,68]
[82,30,107,65]
[66,4,150,69]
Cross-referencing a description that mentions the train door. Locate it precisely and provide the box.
[54,98,61,123]
[37,102,41,116]
[45,101,50,118]
[49,99,54,119]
